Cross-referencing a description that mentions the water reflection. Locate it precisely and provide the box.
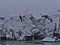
[0,41,60,45]
[0,41,6,45]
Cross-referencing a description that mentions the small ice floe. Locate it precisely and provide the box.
[41,37,56,42]
[6,34,12,40]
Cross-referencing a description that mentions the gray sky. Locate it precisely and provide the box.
[0,0,60,9]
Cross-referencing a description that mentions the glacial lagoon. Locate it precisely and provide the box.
[0,41,60,45]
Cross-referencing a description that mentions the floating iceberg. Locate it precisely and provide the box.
[41,37,56,42]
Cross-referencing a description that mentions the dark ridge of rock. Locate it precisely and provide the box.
[19,15,22,22]
[0,17,4,20]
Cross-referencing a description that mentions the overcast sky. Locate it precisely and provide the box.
[0,0,60,9]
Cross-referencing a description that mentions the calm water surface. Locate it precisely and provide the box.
[0,41,60,45]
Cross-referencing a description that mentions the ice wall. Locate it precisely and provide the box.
[0,8,60,40]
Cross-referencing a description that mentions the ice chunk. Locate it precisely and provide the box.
[41,37,56,41]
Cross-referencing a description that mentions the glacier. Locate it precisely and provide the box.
[0,8,60,40]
